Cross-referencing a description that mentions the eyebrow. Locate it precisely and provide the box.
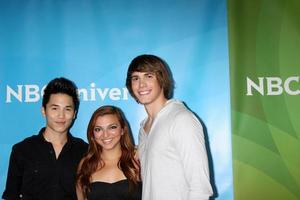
[144,72,154,76]
[94,123,119,128]
[131,72,155,77]
[49,104,74,108]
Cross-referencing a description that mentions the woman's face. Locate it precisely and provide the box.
[93,114,123,152]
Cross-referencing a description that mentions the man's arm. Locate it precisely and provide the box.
[172,111,213,200]
[2,145,24,200]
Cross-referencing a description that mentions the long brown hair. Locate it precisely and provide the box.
[77,105,140,198]
[126,54,175,102]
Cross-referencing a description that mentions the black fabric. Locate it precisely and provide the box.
[2,128,88,200]
[87,179,142,200]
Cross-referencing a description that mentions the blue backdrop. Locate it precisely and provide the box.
[0,0,232,199]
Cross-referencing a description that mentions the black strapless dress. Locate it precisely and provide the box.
[87,179,142,200]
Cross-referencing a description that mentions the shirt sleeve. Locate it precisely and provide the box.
[2,145,24,200]
[171,111,213,200]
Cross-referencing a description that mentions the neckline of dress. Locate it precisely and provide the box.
[91,179,127,185]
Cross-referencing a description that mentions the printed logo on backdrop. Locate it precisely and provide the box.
[5,82,129,103]
[246,76,300,96]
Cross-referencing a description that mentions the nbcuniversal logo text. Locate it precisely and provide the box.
[5,82,129,103]
[246,76,300,96]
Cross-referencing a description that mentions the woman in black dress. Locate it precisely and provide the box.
[76,105,141,200]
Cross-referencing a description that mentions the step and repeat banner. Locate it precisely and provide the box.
[0,0,232,199]
[228,0,300,200]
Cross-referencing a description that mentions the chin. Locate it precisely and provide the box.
[53,127,68,133]
[102,144,119,151]
[102,147,115,151]
[137,99,151,105]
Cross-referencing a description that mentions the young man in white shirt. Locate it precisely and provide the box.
[126,54,213,200]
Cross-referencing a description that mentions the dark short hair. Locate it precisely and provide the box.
[42,77,79,112]
[126,54,174,101]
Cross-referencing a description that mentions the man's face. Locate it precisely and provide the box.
[42,93,76,135]
[130,71,165,106]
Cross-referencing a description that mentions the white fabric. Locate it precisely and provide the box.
[138,99,213,200]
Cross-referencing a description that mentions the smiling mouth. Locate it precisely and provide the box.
[138,90,150,95]
[102,139,113,144]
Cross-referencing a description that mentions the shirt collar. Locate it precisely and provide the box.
[37,127,74,147]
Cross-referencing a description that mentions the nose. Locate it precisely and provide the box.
[139,78,146,87]
[103,129,109,138]
[58,110,65,118]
